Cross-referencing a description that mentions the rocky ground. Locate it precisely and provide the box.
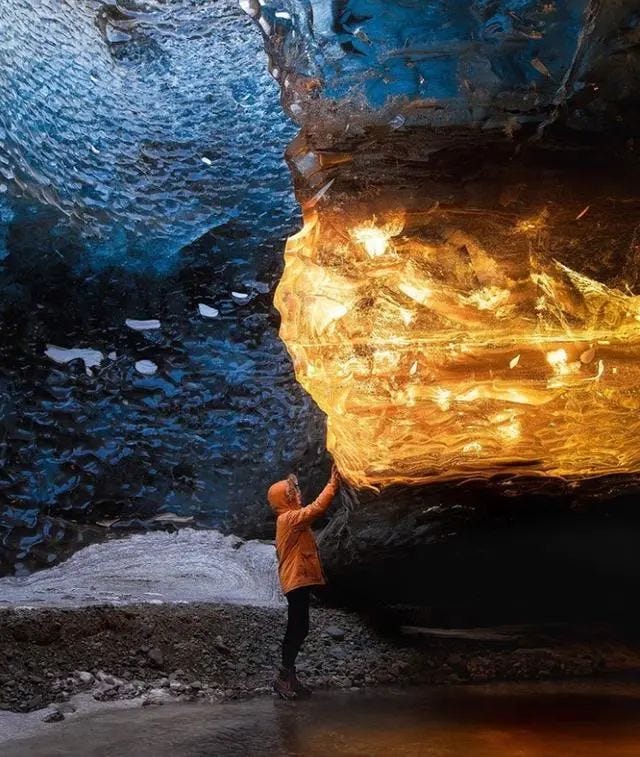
[2,602,640,720]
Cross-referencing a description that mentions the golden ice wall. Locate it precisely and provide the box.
[276,199,640,488]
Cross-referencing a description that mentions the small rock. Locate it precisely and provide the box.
[325,626,345,641]
[54,702,77,714]
[147,648,164,668]
[43,710,64,723]
[143,688,173,706]
[189,681,202,690]
[75,671,94,686]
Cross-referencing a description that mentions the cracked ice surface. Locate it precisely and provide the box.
[0,530,283,608]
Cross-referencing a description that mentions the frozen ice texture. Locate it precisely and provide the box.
[245,1,640,487]
[0,1,328,575]
[247,1,639,136]
[0,529,282,608]
[0,0,296,269]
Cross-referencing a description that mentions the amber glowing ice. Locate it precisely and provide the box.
[275,203,640,489]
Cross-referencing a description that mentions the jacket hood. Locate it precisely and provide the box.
[267,480,299,515]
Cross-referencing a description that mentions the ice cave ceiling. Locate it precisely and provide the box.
[0,0,639,571]
[246,0,640,486]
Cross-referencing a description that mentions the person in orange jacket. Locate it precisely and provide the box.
[267,464,341,699]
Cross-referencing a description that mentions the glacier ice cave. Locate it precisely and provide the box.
[1,0,640,596]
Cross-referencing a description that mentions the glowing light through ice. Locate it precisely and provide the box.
[274,211,640,488]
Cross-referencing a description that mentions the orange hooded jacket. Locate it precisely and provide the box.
[267,478,338,595]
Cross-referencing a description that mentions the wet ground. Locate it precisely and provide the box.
[5,680,640,756]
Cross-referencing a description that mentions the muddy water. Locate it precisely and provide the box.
[5,680,640,756]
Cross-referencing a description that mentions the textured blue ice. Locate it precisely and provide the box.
[0,0,296,270]
[0,1,330,574]
[246,0,639,136]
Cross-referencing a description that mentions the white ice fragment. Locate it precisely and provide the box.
[239,0,258,17]
[201,156,212,166]
[88,143,100,155]
[45,345,104,370]
[231,291,249,301]
[198,303,219,318]
[306,179,334,208]
[509,355,520,369]
[292,151,319,176]
[389,114,406,130]
[275,10,291,19]
[108,351,117,360]
[105,25,132,44]
[0,529,281,608]
[125,318,161,331]
[135,360,158,375]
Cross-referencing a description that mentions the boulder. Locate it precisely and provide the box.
[318,477,640,625]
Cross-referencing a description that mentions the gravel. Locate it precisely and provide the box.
[1,603,639,714]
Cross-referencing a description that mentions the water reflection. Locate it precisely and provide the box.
[5,680,640,756]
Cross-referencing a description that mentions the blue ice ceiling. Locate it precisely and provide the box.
[0,0,295,269]
[0,0,328,574]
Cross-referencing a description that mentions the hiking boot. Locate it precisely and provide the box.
[273,668,297,700]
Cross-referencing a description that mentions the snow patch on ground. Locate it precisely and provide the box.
[0,530,282,609]
[0,692,144,748]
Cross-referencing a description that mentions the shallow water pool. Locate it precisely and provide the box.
[5,679,640,756]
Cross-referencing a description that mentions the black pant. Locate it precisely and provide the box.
[282,586,311,670]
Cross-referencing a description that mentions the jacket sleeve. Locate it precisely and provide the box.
[284,480,338,529]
